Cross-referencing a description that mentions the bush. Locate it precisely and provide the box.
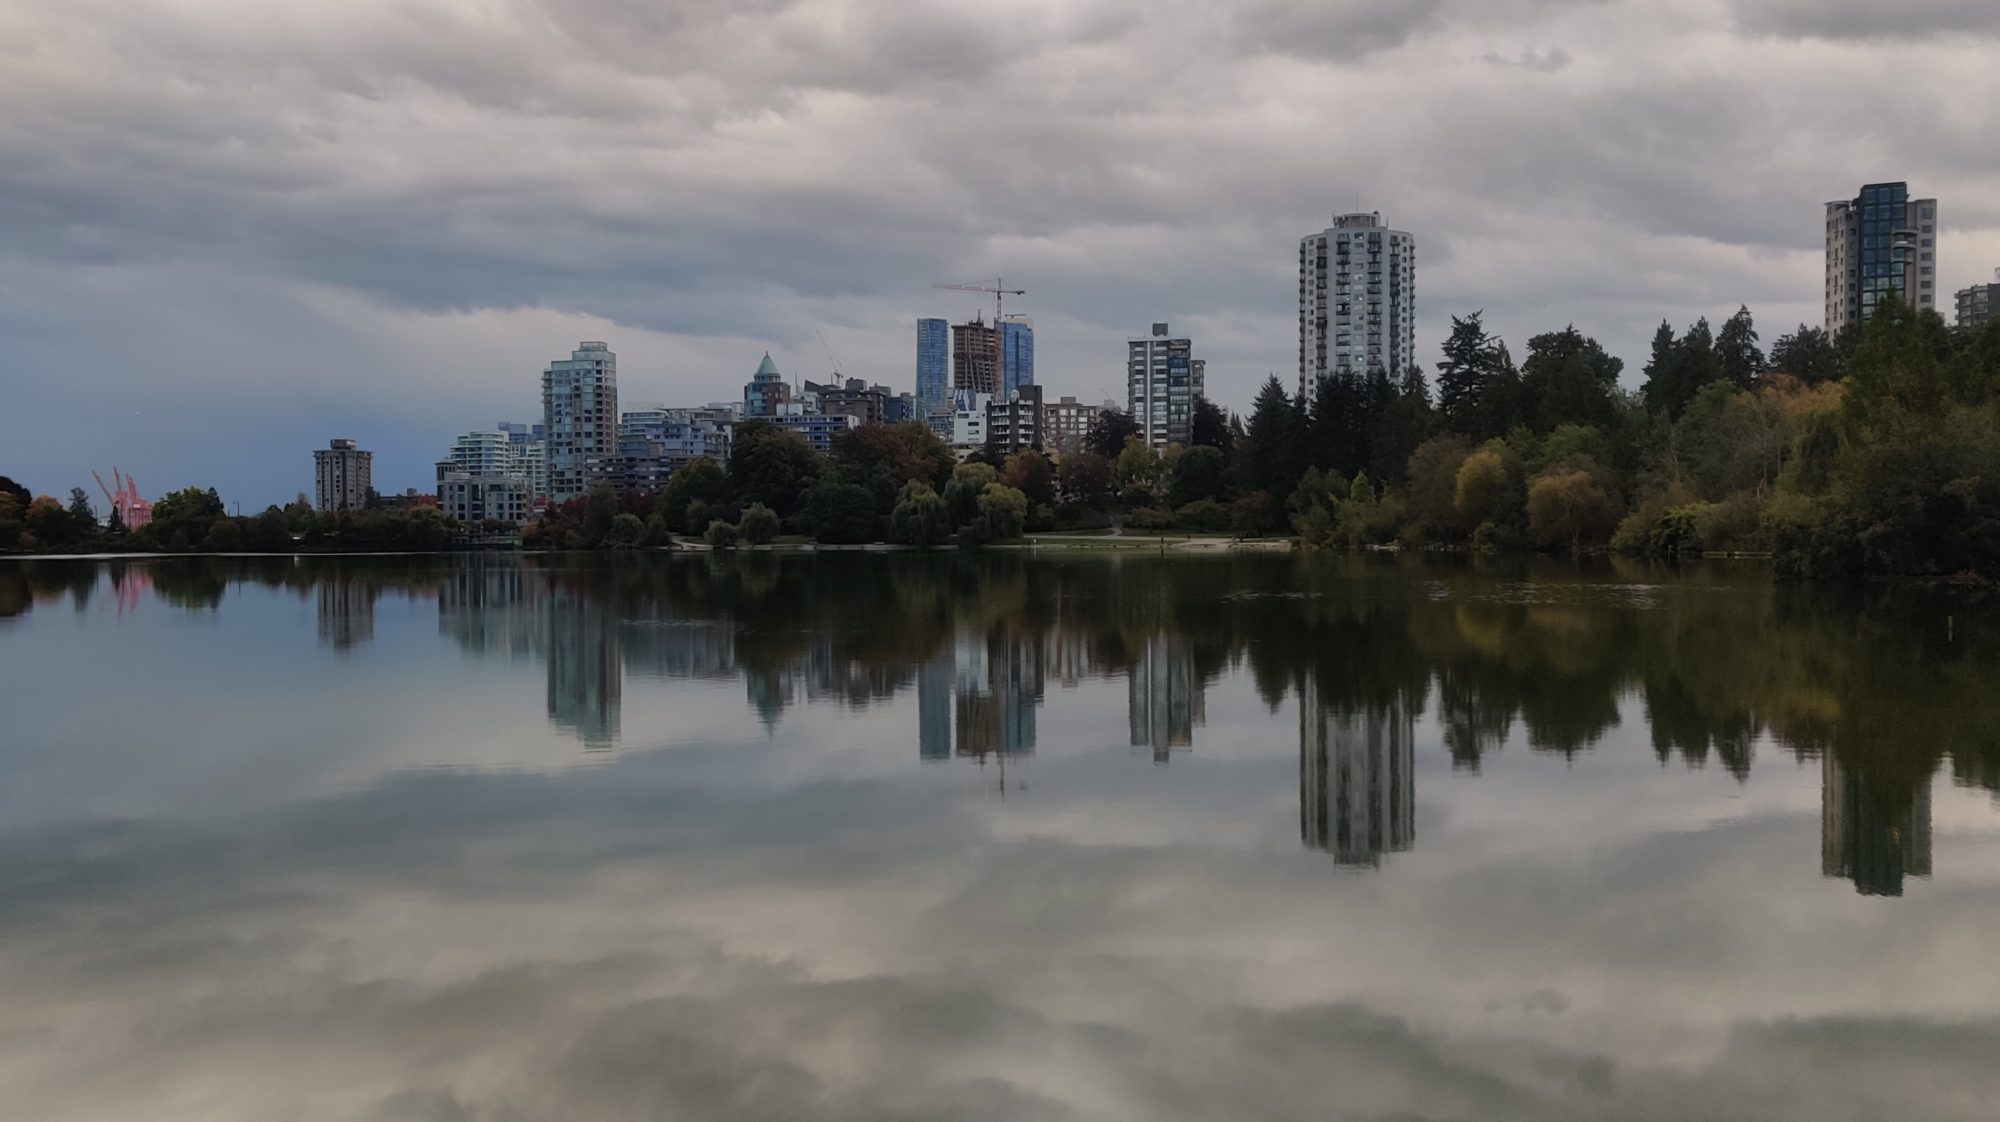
[704,520,739,550]
[607,512,645,549]
[977,483,1028,541]
[1125,507,1174,532]
[1052,504,1112,532]
[1693,492,1766,553]
[804,482,878,544]
[1174,498,1230,532]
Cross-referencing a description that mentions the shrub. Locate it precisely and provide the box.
[703,520,739,550]
[1174,498,1231,532]
[738,503,780,545]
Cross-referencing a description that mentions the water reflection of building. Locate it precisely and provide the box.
[1821,754,1932,897]
[917,631,1040,760]
[1299,678,1415,868]
[1129,633,1204,761]
[546,584,621,749]
[317,580,377,651]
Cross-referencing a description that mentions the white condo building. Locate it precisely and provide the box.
[1825,182,1938,336]
[1299,211,1416,403]
[542,341,618,504]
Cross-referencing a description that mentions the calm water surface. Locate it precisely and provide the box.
[3,553,1999,1121]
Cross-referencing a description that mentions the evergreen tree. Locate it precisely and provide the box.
[1520,326,1622,433]
[1768,324,1843,384]
[1237,376,1307,504]
[1716,305,1764,389]
[1189,396,1233,454]
[1640,320,1679,414]
[1085,410,1141,458]
[1436,313,1497,435]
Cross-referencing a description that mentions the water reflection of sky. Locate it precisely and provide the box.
[2,555,1998,1121]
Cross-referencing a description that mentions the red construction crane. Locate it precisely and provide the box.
[932,278,1026,330]
[92,467,153,530]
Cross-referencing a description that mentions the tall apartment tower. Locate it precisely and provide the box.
[542,341,618,504]
[1298,211,1416,403]
[917,318,950,417]
[1126,322,1205,450]
[951,318,1001,397]
[1825,182,1938,336]
[743,352,792,417]
[313,438,372,512]
[1299,677,1414,869]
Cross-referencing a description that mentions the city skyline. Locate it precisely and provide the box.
[6,2,2000,507]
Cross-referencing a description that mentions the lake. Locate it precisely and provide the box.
[3,552,1998,1121]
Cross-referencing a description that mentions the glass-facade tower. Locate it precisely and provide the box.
[917,318,949,417]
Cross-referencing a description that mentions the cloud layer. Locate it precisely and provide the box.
[2,0,1998,504]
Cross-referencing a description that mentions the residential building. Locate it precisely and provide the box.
[917,318,950,418]
[498,421,548,504]
[769,409,855,455]
[1299,678,1414,868]
[888,392,918,425]
[947,390,992,454]
[807,378,895,426]
[1126,323,1205,450]
[1044,396,1108,456]
[1001,319,1035,397]
[986,385,1044,455]
[1956,268,2000,328]
[1826,182,1938,336]
[313,438,373,512]
[1299,210,1417,402]
[542,341,619,504]
[442,430,517,478]
[952,318,1001,397]
[744,352,792,417]
[436,469,534,525]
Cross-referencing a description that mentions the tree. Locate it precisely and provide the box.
[607,512,646,549]
[803,482,878,544]
[1436,312,1509,435]
[728,419,823,518]
[1640,320,1680,416]
[830,421,955,514]
[738,503,780,545]
[1190,396,1233,454]
[1454,441,1522,537]
[1370,367,1436,484]
[890,482,951,547]
[943,463,998,528]
[1520,326,1622,433]
[248,507,291,551]
[999,450,1057,511]
[1057,452,1113,508]
[1717,305,1764,389]
[1237,376,1306,502]
[704,519,740,550]
[1527,470,1621,551]
[1768,324,1843,384]
[657,458,728,533]
[977,483,1028,541]
[1648,317,1723,420]
[1404,435,1473,542]
[1085,410,1141,458]
[1114,436,1165,497]
[25,496,80,550]
[1169,444,1228,507]
[580,485,619,548]
[0,475,30,517]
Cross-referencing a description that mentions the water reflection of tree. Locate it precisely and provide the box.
[14,553,2000,827]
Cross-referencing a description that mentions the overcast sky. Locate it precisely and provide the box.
[4,0,1999,507]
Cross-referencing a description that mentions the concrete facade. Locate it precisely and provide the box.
[313,438,373,512]
[1126,323,1204,451]
[542,341,618,504]
[1298,211,1416,403]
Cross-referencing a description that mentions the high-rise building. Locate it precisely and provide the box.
[917,318,950,418]
[436,429,538,523]
[542,341,618,504]
[497,421,548,504]
[1825,182,1938,336]
[807,378,894,426]
[952,318,1001,397]
[768,410,855,455]
[313,438,373,512]
[1298,211,1416,403]
[1299,678,1414,868]
[1000,319,1035,397]
[743,352,792,418]
[1956,268,2000,329]
[1126,323,1205,450]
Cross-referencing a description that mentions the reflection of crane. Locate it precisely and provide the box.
[933,278,1026,332]
[92,467,152,530]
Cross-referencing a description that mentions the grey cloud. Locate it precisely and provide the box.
[1482,46,1573,72]
[1732,0,2000,40]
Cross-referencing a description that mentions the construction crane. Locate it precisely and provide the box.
[932,278,1025,330]
[816,328,843,378]
[91,467,153,530]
